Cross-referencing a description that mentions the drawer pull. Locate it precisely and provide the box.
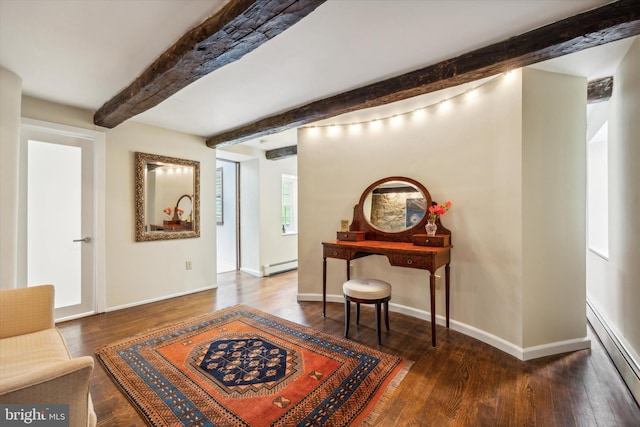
[425,239,430,243]
[333,251,338,256]
[406,259,413,265]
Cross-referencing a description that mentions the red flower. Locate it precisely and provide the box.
[428,201,452,221]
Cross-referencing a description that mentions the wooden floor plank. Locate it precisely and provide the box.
[55,270,640,426]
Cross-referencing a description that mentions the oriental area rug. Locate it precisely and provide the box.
[96,305,411,426]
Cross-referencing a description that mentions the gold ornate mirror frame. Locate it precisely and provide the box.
[135,152,200,241]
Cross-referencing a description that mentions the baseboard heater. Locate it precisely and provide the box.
[263,259,298,276]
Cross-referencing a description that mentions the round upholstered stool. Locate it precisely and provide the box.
[343,278,391,345]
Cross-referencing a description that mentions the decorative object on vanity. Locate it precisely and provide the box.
[97,305,411,427]
[135,152,200,241]
[426,201,452,236]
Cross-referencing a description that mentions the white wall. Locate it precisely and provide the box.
[20,97,217,310]
[239,157,261,276]
[0,67,22,287]
[521,68,587,348]
[587,38,640,398]
[298,68,590,359]
[259,155,298,272]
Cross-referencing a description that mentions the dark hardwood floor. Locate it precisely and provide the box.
[57,270,640,426]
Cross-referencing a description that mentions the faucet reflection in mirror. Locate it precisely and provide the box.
[135,152,200,242]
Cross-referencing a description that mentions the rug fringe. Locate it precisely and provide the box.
[359,360,414,426]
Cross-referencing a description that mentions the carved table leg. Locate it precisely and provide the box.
[430,272,436,347]
[323,256,327,317]
[445,263,450,329]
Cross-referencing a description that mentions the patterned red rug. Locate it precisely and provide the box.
[96,305,411,426]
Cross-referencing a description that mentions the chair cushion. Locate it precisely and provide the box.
[0,329,71,381]
[343,278,391,300]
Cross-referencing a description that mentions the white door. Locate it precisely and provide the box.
[21,122,103,320]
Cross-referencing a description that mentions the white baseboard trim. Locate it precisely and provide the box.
[298,293,591,361]
[106,285,218,313]
[240,267,262,277]
[587,299,640,404]
[521,337,591,361]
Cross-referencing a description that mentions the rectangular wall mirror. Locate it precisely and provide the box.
[135,152,200,241]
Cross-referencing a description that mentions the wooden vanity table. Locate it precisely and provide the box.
[322,177,452,347]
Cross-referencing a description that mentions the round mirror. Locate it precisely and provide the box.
[176,194,193,221]
[358,177,431,235]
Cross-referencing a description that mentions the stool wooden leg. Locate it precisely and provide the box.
[375,302,382,345]
[356,303,361,325]
[344,299,351,338]
[384,299,390,331]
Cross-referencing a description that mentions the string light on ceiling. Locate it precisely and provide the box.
[302,71,515,133]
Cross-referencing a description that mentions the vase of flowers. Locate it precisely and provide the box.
[426,201,452,236]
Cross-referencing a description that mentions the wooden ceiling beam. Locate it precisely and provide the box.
[266,145,297,160]
[587,76,614,103]
[206,0,640,148]
[94,0,326,129]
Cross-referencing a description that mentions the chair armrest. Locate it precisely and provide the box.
[0,285,55,338]
[0,356,94,427]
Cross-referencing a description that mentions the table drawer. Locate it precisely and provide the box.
[390,254,429,269]
[324,246,350,260]
[336,231,367,241]
[412,234,450,247]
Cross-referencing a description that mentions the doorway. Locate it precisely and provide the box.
[216,159,239,273]
[19,119,105,321]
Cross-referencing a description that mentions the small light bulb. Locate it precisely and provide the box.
[391,114,404,126]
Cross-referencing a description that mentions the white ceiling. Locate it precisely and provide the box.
[0,0,635,151]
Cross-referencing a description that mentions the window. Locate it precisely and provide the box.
[281,174,297,234]
[587,122,608,258]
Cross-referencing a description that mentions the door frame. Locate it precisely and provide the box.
[18,118,106,319]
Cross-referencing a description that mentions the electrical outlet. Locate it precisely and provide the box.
[186,261,192,270]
